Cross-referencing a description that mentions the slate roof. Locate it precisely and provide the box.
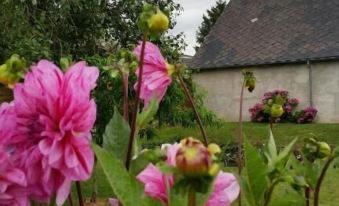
[191,0,339,69]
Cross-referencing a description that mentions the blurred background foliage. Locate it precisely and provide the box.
[0,0,221,144]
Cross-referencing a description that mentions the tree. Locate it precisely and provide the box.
[0,0,184,63]
[195,0,226,51]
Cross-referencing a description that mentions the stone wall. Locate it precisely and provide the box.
[192,61,339,123]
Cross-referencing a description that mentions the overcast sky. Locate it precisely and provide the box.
[170,0,225,56]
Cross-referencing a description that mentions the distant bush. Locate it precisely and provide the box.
[249,89,317,123]
[293,106,318,123]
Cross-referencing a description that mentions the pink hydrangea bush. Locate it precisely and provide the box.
[293,106,318,123]
[250,89,299,122]
[0,60,99,205]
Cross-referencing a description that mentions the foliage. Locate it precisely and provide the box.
[103,109,131,162]
[243,131,300,206]
[0,0,184,63]
[157,75,222,128]
[249,89,317,123]
[195,0,226,51]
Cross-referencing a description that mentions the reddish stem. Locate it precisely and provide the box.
[305,187,310,206]
[68,192,74,206]
[237,80,245,206]
[76,181,84,206]
[125,33,148,170]
[178,74,208,146]
[314,156,334,206]
[122,73,129,122]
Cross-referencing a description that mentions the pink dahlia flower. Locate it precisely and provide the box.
[137,143,239,206]
[206,171,240,206]
[0,103,29,206]
[137,143,179,205]
[134,41,173,108]
[0,150,29,206]
[9,60,99,205]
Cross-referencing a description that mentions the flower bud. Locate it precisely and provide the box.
[246,78,256,92]
[0,54,26,88]
[243,71,256,92]
[317,142,331,158]
[270,104,284,118]
[166,63,175,76]
[148,9,169,33]
[5,54,26,72]
[176,137,212,177]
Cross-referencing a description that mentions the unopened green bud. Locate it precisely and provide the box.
[317,142,331,158]
[246,78,255,92]
[5,54,26,72]
[60,57,71,71]
[148,9,169,33]
[270,104,284,118]
[130,61,138,71]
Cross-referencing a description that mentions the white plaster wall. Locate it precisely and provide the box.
[193,61,339,123]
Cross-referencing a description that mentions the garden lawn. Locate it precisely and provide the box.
[143,122,339,147]
[71,122,339,205]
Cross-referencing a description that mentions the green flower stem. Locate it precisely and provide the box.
[90,158,98,203]
[125,33,148,170]
[305,187,310,206]
[314,156,335,206]
[76,181,84,206]
[188,187,196,206]
[264,180,280,206]
[178,73,208,146]
[237,80,245,206]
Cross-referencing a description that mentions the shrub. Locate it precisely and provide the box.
[249,89,317,123]
[293,106,318,123]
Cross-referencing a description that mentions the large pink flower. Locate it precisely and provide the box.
[0,103,30,206]
[206,172,240,206]
[9,60,99,205]
[134,41,173,108]
[137,143,240,206]
[136,144,179,205]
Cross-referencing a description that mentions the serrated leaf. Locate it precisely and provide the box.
[130,148,165,176]
[244,138,268,206]
[103,108,130,162]
[93,144,144,206]
[137,98,159,129]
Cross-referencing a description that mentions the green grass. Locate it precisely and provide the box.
[70,122,339,205]
[144,122,339,147]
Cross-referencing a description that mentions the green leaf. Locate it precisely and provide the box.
[241,176,256,206]
[269,184,304,206]
[93,144,144,206]
[130,148,165,176]
[137,98,159,129]
[103,108,130,162]
[109,69,119,78]
[274,138,298,170]
[333,147,339,158]
[244,137,268,206]
[267,129,278,160]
